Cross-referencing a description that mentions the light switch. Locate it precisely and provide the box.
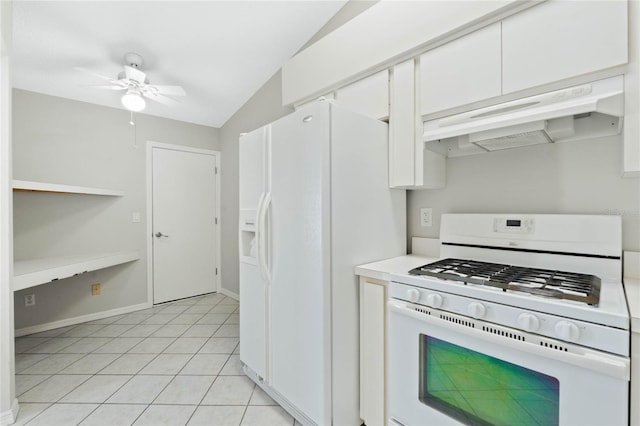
[132,212,141,223]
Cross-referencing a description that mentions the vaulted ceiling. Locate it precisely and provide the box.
[12,1,347,127]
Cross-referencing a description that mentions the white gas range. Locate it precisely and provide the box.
[388,214,630,426]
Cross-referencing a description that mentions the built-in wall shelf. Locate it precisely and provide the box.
[13,251,140,291]
[12,180,124,196]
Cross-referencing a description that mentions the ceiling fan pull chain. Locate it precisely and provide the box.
[130,111,138,149]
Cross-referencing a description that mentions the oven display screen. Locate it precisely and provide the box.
[506,219,521,227]
[419,335,559,425]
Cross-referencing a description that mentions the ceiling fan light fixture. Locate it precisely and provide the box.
[121,90,146,112]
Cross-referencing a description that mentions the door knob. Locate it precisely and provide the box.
[155,232,169,238]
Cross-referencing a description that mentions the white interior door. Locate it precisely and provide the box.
[152,145,219,304]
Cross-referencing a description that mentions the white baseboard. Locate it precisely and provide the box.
[0,398,19,426]
[219,288,239,301]
[15,302,151,337]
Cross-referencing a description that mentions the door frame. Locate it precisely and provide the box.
[146,141,222,305]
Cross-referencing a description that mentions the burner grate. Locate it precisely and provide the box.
[409,258,601,306]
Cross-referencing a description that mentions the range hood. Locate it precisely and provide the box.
[423,76,624,157]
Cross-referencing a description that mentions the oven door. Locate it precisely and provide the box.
[388,299,630,426]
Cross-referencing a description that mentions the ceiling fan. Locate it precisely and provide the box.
[78,52,186,112]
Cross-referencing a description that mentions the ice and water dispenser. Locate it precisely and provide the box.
[239,209,258,264]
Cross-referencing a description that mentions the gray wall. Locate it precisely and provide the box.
[408,135,640,252]
[218,1,378,296]
[12,89,220,329]
[219,72,292,297]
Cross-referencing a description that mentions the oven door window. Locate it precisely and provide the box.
[419,335,559,425]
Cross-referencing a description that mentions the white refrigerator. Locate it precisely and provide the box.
[239,101,406,426]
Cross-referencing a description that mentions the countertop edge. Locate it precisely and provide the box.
[355,254,438,281]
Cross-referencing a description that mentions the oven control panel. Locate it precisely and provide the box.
[493,217,535,234]
[389,281,629,356]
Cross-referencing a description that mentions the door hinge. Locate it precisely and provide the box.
[215,167,218,174]
[216,267,218,275]
[215,217,218,225]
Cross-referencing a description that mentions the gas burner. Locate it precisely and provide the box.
[409,258,601,306]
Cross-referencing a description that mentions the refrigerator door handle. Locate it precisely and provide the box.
[255,192,266,266]
[258,192,272,284]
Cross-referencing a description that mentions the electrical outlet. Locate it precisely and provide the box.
[24,294,35,307]
[91,283,101,296]
[420,208,433,227]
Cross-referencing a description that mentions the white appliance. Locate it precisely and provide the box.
[388,214,630,426]
[423,76,624,157]
[239,101,406,426]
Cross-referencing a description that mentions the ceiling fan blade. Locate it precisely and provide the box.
[143,92,180,106]
[82,85,127,91]
[124,65,146,84]
[74,66,118,84]
[151,85,186,96]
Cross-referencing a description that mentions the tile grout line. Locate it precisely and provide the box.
[15,293,251,426]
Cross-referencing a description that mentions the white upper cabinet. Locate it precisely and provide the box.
[420,1,628,116]
[502,0,628,94]
[389,60,417,188]
[420,23,502,116]
[335,70,389,120]
[390,60,445,189]
[282,1,524,106]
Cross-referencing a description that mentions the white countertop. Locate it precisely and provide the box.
[354,237,440,281]
[355,254,438,281]
[624,251,640,331]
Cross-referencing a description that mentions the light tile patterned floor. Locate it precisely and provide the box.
[14,293,297,426]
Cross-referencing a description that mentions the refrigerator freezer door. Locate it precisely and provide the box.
[239,126,270,382]
[239,260,268,380]
[269,102,331,425]
[239,127,268,212]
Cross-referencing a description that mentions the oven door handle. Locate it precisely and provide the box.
[388,300,630,380]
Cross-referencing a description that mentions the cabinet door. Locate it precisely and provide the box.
[360,277,387,426]
[390,59,446,189]
[389,60,416,188]
[419,22,502,116]
[502,0,628,94]
[335,70,389,120]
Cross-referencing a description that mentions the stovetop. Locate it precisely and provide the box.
[409,258,601,306]
[392,262,628,331]
[391,214,628,330]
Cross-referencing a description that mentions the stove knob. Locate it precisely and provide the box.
[467,302,486,319]
[406,289,420,303]
[554,321,580,342]
[517,313,540,332]
[426,294,443,308]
